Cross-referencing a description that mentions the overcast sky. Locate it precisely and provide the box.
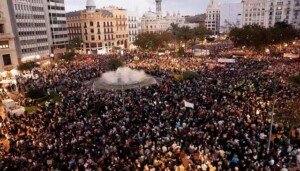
[65,0,241,16]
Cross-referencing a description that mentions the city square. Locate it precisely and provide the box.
[0,0,300,170]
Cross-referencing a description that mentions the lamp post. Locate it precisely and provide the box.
[267,99,278,154]
[50,53,54,61]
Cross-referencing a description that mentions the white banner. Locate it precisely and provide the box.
[218,58,236,63]
[283,53,299,59]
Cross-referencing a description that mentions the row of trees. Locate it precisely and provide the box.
[134,24,213,51]
[229,22,299,50]
[133,31,174,51]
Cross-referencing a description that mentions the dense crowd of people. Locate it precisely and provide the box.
[0,52,299,170]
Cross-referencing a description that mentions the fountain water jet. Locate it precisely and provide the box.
[93,67,158,90]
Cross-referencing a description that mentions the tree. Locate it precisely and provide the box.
[58,52,76,61]
[182,71,199,80]
[193,26,212,41]
[107,58,123,71]
[134,32,174,51]
[67,37,82,51]
[269,22,299,44]
[26,89,47,99]
[177,47,185,57]
[229,24,270,50]
[169,24,212,47]
[289,74,300,86]
[206,36,215,42]
[229,23,298,50]
[18,61,39,71]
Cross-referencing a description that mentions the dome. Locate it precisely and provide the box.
[142,11,156,19]
[86,0,96,7]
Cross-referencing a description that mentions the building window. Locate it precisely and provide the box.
[0,24,4,33]
[0,41,9,49]
[3,54,12,66]
[90,22,93,26]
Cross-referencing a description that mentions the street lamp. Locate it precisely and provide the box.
[50,53,54,58]
[284,43,288,47]
[267,99,278,154]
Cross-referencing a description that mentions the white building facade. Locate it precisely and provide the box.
[9,0,51,61]
[220,3,243,33]
[242,0,298,28]
[127,11,139,50]
[46,0,69,54]
[205,0,221,35]
[140,0,185,33]
[268,0,294,27]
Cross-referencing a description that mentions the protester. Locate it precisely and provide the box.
[0,52,299,170]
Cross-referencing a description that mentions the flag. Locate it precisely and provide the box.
[183,100,194,109]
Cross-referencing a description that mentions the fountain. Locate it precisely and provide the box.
[93,67,158,90]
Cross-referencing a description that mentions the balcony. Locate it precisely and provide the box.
[0,33,13,39]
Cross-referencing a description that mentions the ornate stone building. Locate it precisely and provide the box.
[205,0,220,35]
[0,0,19,70]
[127,11,139,50]
[67,0,128,54]
[140,0,185,33]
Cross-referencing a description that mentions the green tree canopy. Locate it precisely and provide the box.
[67,37,82,51]
[229,22,299,50]
[134,25,212,50]
[169,24,212,47]
[177,47,185,57]
[134,31,174,51]
[58,52,76,61]
[18,61,39,71]
[269,22,299,44]
[229,24,269,50]
[107,58,124,71]
[182,71,199,80]
[26,89,47,99]
[193,27,213,41]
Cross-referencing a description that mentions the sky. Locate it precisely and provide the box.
[65,0,241,16]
